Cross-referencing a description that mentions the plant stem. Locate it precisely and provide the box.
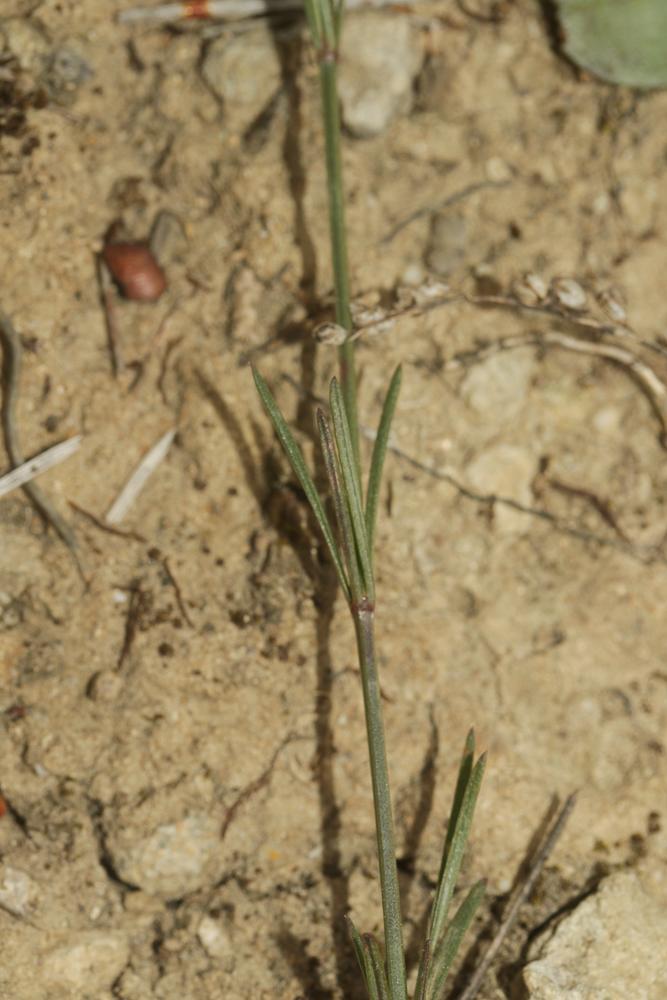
[354,603,407,1000]
[318,54,361,481]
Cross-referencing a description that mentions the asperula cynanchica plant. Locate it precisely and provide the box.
[102,241,167,303]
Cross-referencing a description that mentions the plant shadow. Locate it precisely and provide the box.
[200,24,363,992]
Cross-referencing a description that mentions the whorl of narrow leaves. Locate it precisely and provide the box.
[253,366,401,610]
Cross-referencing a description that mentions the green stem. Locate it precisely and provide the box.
[354,605,407,1000]
[318,54,361,484]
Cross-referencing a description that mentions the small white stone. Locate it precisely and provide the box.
[201,26,282,135]
[0,867,39,917]
[426,211,468,276]
[338,14,423,138]
[108,814,223,898]
[485,156,512,183]
[86,670,124,703]
[197,916,233,962]
[592,191,611,216]
[461,349,535,419]
[593,406,621,433]
[401,262,425,287]
[43,933,130,993]
[522,872,667,1000]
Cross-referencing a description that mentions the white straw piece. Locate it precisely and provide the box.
[117,0,401,24]
[106,427,177,525]
[0,435,82,499]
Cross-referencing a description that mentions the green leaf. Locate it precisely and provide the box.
[428,738,486,949]
[346,917,380,1000]
[365,934,390,1000]
[365,366,402,559]
[318,409,362,602]
[556,0,667,88]
[414,940,432,1000]
[427,879,486,999]
[303,0,323,49]
[252,367,350,602]
[329,377,375,602]
[333,0,345,45]
[318,0,337,51]
[440,730,476,880]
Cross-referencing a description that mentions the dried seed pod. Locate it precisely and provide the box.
[412,278,450,306]
[365,318,396,337]
[512,272,548,306]
[596,287,627,324]
[551,277,587,311]
[314,321,347,346]
[102,242,167,302]
[353,307,387,327]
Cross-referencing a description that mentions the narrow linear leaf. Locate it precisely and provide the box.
[346,917,380,1000]
[365,934,390,1000]
[318,0,337,50]
[303,0,323,49]
[252,368,350,602]
[427,879,486,1000]
[365,365,402,557]
[318,409,362,602]
[440,729,475,879]
[333,0,345,45]
[329,377,375,600]
[428,732,475,945]
[414,939,432,1000]
[428,751,486,948]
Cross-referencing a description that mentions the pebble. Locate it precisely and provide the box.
[44,44,93,99]
[86,670,124,702]
[201,26,282,135]
[521,872,667,999]
[592,405,621,434]
[466,443,536,534]
[42,932,129,994]
[401,262,425,287]
[197,915,235,969]
[108,814,223,898]
[461,348,535,419]
[338,14,423,138]
[0,866,39,918]
[425,211,468,276]
[485,156,512,183]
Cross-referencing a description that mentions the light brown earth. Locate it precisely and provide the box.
[1,1,666,997]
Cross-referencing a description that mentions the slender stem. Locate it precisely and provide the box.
[318,54,361,484]
[354,605,407,1000]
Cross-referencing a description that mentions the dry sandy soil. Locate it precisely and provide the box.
[1,1,667,997]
